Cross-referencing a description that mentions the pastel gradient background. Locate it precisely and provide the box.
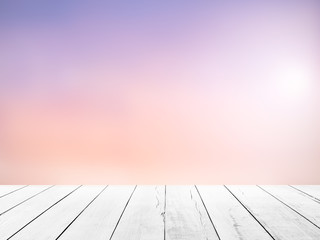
[0,0,319,184]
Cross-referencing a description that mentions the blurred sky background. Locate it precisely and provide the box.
[0,0,319,183]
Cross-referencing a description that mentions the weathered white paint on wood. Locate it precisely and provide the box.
[291,185,320,201]
[259,185,320,227]
[1,185,320,239]
[0,185,79,239]
[166,185,219,240]
[197,185,272,240]
[0,185,52,215]
[10,185,106,240]
[59,185,135,240]
[227,185,320,240]
[110,185,165,240]
[0,185,26,198]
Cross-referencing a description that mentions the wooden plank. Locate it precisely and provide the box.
[110,185,164,240]
[0,185,80,240]
[227,185,320,240]
[0,185,52,215]
[291,185,320,201]
[166,185,219,240]
[58,185,135,240]
[259,185,320,228]
[0,185,27,198]
[10,185,106,240]
[197,185,272,240]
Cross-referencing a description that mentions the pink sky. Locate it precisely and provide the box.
[0,0,319,183]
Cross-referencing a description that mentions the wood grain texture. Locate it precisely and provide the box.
[259,185,320,228]
[110,185,165,240]
[0,185,52,215]
[197,185,272,240]
[59,185,135,240]
[291,185,320,201]
[1,185,320,240]
[0,185,80,240]
[227,185,320,240]
[166,185,219,240]
[10,185,106,240]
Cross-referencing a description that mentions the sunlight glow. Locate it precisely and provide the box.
[273,63,314,102]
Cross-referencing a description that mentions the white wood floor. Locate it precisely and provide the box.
[0,185,319,240]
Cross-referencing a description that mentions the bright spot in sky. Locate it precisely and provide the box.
[273,63,314,102]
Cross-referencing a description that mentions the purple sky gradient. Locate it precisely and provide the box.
[0,0,319,183]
